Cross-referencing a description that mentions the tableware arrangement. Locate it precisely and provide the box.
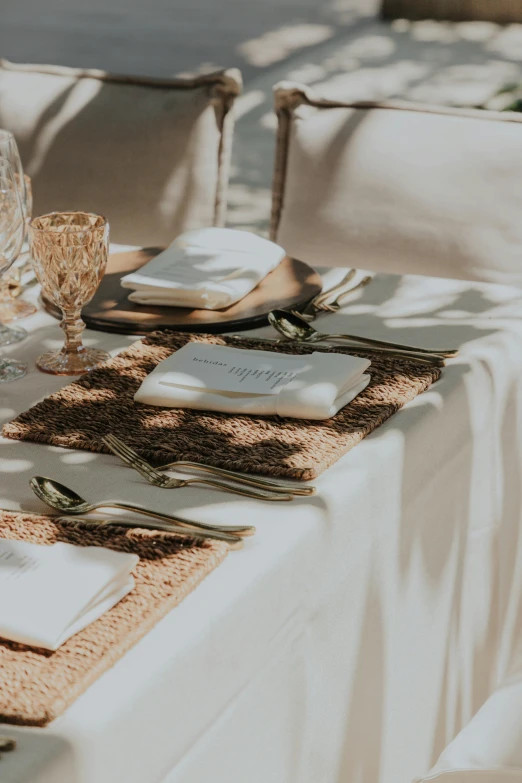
[92,465,295,500]
[0,508,229,725]
[3,331,443,481]
[0,158,27,380]
[29,476,252,547]
[103,434,316,496]
[29,211,111,375]
[0,209,450,666]
[267,309,456,365]
[41,247,323,334]
[0,179,454,674]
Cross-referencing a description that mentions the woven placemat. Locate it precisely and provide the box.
[0,510,227,726]
[3,331,441,481]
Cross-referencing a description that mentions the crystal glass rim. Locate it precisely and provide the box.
[29,211,108,236]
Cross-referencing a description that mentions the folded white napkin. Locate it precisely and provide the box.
[0,538,138,650]
[121,227,286,309]
[135,343,371,420]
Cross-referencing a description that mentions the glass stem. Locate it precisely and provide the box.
[61,308,85,356]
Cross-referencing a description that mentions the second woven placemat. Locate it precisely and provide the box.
[0,510,227,727]
[3,331,441,480]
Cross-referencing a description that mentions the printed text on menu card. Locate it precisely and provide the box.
[160,343,309,395]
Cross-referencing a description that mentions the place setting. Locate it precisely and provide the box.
[0,126,461,729]
[4,4,522,779]
[4,231,452,478]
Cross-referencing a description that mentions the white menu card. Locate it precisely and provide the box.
[135,343,371,420]
[0,539,138,650]
[158,343,309,395]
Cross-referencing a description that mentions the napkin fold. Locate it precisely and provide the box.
[121,227,286,309]
[0,538,138,650]
[135,343,371,420]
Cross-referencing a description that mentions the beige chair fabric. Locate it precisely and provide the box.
[0,60,242,246]
[271,82,522,287]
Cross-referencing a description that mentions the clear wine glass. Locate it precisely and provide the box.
[29,212,110,375]
[0,131,36,322]
[0,158,27,381]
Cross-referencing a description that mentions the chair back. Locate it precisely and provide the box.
[0,60,242,246]
[272,81,522,287]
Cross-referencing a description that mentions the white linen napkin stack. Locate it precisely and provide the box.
[120,227,287,309]
[0,538,138,650]
[134,343,371,420]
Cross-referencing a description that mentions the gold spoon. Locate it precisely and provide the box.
[29,476,249,547]
[268,310,457,363]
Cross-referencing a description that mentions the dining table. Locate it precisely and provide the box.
[1,247,522,783]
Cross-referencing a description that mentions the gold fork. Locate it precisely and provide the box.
[102,435,298,503]
[299,269,356,318]
[104,434,315,497]
[319,276,373,313]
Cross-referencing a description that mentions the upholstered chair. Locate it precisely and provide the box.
[0,60,242,246]
[271,82,522,287]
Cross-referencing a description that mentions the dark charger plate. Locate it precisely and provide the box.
[41,247,322,334]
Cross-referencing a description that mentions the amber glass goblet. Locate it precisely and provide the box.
[29,212,110,375]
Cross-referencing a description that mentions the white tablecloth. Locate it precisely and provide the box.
[1,260,522,783]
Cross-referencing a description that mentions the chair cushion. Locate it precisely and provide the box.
[271,82,522,287]
[418,676,522,783]
[0,60,241,246]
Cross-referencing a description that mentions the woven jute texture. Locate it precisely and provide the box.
[3,331,441,481]
[0,510,228,726]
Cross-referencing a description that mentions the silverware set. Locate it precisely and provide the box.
[263,270,460,366]
[102,434,314,498]
[29,435,317,548]
[30,476,253,549]
[268,309,457,366]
